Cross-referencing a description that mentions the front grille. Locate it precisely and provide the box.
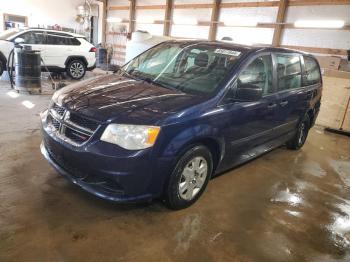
[46,103,100,146]
[52,118,60,130]
[52,103,65,117]
[65,126,91,144]
[69,112,99,131]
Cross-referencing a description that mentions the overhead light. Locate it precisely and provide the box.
[136,17,155,24]
[173,18,198,26]
[106,17,123,23]
[224,19,258,27]
[294,20,345,28]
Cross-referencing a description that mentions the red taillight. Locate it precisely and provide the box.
[89,47,97,52]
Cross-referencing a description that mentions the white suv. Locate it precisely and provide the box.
[0,28,96,80]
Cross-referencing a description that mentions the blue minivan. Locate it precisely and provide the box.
[40,40,322,209]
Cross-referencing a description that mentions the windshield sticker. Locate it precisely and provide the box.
[214,49,241,56]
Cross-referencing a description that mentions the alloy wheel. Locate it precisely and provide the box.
[298,122,306,145]
[69,62,84,79]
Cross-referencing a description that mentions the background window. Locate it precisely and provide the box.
[303,56,321,86]
[237,55,273,95]
[276,54,302,91]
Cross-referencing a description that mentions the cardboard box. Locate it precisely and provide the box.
[316,56,341,70]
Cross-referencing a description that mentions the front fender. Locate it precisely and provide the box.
[159,123,224,161]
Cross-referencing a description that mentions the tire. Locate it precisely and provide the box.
[287,114,310,150]
[66,59,86,80]
[0,60,4,76]
[165,145,213,210]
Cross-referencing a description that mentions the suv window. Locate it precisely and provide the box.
[237,55,273,95]
[276,54,302,91]
[17,31,45,44]
[46,32,80,45]
[303,56,321,86]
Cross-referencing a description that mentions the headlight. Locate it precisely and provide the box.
[101,124,160,150]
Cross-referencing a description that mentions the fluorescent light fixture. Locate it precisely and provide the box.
[7,91,19,98]
[136,17,155,24]
[294,20,345,29]
[173,17,198,26]
[106,17,123,23]
[22,100,35,109]
[224,19,258,27]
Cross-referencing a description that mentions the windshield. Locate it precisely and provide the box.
[0,28,20,40]
[122,42,243,95]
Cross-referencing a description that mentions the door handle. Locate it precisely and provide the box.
[280,101,288,107]
[267,103,277,109]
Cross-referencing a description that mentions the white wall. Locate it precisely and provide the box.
[0,0,104,44]
[105,0,350,62]
[0,0,83,31]
[281,5,350,50]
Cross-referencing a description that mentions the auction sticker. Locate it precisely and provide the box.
[214,49,241,56]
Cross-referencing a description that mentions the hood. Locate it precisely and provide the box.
[54,74,207,125]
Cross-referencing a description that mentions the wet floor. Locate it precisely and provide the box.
[0,83,350,261]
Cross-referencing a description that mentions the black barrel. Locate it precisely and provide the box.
[15,49,41,92]
[96,47,108,67]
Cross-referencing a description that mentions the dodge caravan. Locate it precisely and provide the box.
[40,41,322,209]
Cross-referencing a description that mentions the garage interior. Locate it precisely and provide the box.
[0,0,350,261]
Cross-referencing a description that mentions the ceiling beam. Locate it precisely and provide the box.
[272,0,288,47]
[109,0,350,10]
[163,0,173,36]
[208,0,221,41]
[289,0,350,6]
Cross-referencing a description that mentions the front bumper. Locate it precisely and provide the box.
[40,141,155,202]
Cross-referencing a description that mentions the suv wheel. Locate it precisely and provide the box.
[0,60,4,76]
[66,59,86,80]
[287,114,310,150]
[165,145,213,210]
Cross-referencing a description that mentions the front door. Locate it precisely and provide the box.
[15,30,47,65]
[218,54,281,168]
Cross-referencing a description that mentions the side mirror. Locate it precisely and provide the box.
[14,37,25,45]
[236,83,263,101]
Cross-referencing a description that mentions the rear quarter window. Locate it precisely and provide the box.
[303,56,321,86]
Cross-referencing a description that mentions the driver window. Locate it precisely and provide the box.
[237,55,273,95]
[16,31,45,44]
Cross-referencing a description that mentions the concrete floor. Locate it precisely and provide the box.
[0,80,350,262]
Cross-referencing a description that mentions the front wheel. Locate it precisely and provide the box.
[66,59,86,80]
[164,145,213,210]
[287,114,310,150]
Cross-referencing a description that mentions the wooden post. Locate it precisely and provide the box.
[129,0,136,34]
[163,0,173,36]
[208,0,221,41]
[101,0,107,45]
[272,0,288,47]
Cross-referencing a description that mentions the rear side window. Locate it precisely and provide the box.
[46,32,80,45]
[303,56,321,86]
[237,55,273,95]
[276,54,302,91]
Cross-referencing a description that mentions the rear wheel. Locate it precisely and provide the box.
[287,114,310,150]
[66,59,86,80]
[165,145,213,210]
